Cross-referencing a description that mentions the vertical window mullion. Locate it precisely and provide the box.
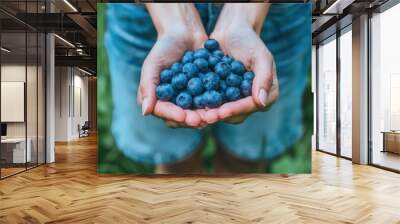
[25,0,28,171]
[336,27,341,157]
[316,44,320,151]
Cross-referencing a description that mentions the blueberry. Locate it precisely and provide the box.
[202,72,220,90]
[171,73,188,90]
[203,90,223,108]
[226,73,242,87]
[171,62,183,73]
[240,79,252,97]
[160,69,173,83]
[219,80,227,91]
[156,84,175,101]
[187,77,203,96]
[212,50,224,58]
[221,55,233,64]
[194,48,209,59]
[182,63,199,79]
[204,39,219,51]
[193,58,209,73]
[220,91,226,103]
[231,60,246,75]
[243,71,255,81]
[214,62,231,79]
[198,73,206,80]
[193,95,205,109]
[182,51,194,64]
[176,92,193,109]
[225,87,241,101]
[208,55,221,68]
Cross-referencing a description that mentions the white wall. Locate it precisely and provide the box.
[1,65,38,138]
[54,67,89,141]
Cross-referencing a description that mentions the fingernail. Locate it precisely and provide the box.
[258,88,268,107]
[142,97,149,116]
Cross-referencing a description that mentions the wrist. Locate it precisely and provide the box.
[146,3,205,40]
[214,3,269,35]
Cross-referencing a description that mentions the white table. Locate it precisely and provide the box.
[1,138,31,163]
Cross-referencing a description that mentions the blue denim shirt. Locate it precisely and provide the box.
[105,3,311,165]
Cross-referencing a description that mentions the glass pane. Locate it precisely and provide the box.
[27,31,38,169]
[371,4,400,171]
[38,32,45,165]
[317,37,337,154]
[1,30,27,177]
[26,0,39,169]
[339,29,352,158]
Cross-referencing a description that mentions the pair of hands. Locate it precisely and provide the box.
[138,3,279,128]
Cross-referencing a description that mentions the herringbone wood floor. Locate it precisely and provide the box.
[0,135,400,224]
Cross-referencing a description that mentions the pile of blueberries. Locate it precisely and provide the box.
[156,39,255,109]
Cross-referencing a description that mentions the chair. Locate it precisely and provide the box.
[78,121,90,138]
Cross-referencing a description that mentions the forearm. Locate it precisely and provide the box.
[215,3,270,34]
[145,3,205,37]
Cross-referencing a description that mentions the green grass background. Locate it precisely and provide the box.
[97,4,312,174]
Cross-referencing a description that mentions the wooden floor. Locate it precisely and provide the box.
[0,135,400,224]
[1,167,26,178]
[373,150,400,171]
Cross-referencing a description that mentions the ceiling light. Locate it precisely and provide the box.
[78,67,93,76]
[1,47,11,53]
[54,34,75,48]
[63,0,78,12]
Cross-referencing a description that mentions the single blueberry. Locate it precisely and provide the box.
[240,79,252,97]
[160,69,173,83]
[156,84,175,101]
[182,51,194,64]
[221,55,233,64]
[187,77,204,96]
[193,95,205,109]
[176,92,193,109]
[171,62,183,73]
[243,71,255,81]
[219,80,227,91]
[204,39,219,51]
[193,58,209,73]
[212,50,224,58]
[214,62,231,79]
[231,60,246,75]
[225,87,241,101]
[208,55,221,68]
[182,63,199,79]
[202,91,212,107]
[226,73,243,87]
[171,73,188,90]
[203,90,223,108]
[194,48,209,59]
[202,72,220,90]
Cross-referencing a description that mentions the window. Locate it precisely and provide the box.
[339,27,352,158]
[317,36,337,154]
[370,2,400,171]
[0,1,47,179]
